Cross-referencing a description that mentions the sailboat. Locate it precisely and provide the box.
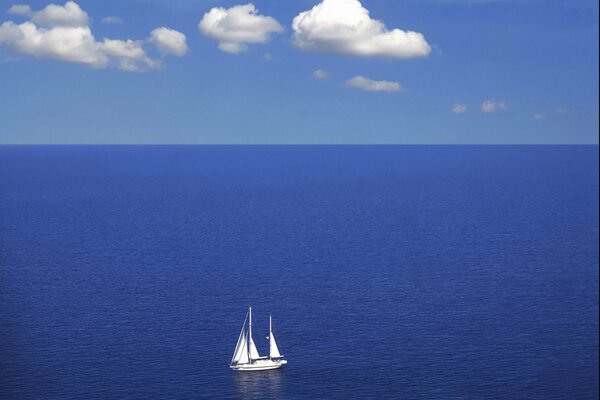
[230,307,288,371]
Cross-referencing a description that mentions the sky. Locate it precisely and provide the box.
[0,0,598,144]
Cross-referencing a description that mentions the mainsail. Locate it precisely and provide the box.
[249,337,261,360]
[248,306,262,360]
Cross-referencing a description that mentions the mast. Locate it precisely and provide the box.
[269,313,272,360]
[248,306,252,364]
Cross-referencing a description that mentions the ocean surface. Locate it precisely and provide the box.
[0,145,598,399]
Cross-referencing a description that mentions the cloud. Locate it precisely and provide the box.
[345,75,402,92]
[312,69,330,79]
[555,107,569,115]
[101,38,159,71]
[0,1,186,72]
[481,99,507,113]
[533,113,543,120]
[0,22,107,66]
[452,103,468,114]
[30,0,89,28]
[292,0,431,58]
[150,27,188,56]
[101,16,122,25]
[199,3,283,54]
[8,5,32,15]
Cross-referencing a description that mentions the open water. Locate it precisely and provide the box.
[0,145,598,399]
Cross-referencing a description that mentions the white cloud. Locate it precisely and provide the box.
[101,16,122,25]
[555,107,569,115]
[481,99,507,113]
[312,69,330,79]
[292,0,431,58]
[345,75,402,92]
[150,27,188,56]
[30,1,89,28]
[533,113,543,120]
[0,22,107,66]
[199,3,283,54]
[452,103,468,114]
[8,5,32,15]
[101,38,159,71]
[0,1,186,72]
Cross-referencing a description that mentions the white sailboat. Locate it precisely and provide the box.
[230,307,288,371]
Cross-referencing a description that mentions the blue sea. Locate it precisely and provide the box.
[0,145,598,399]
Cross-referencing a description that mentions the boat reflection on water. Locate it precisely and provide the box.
[234,369,284,399]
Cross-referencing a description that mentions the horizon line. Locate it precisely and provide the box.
[0,143,598,146]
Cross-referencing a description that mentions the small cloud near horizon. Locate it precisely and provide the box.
[345,75,402,92]
[312,69,330,79]
[101,16,122,24]
[7,4,31,15]
[481,99,507,113]
[452,103,468,114]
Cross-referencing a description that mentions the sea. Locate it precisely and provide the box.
[0,145,598,399]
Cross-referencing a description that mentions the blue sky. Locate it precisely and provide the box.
[0,0,598,144]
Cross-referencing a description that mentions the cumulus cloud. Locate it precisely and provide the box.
[199,3,283,54]
[0,1,187,71]
[8,5,32,15]
[0,22,106,66]
[30,0,88,28]
[292,0,431,58]
[101,38,159,71]
[101,16,122,25]
[150,27,188,56]
[481,99,507,113]
[345,75,402,92]
[452,103,468,114]
[312,69,330,79]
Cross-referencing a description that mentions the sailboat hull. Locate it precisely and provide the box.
[231,359,287,371]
